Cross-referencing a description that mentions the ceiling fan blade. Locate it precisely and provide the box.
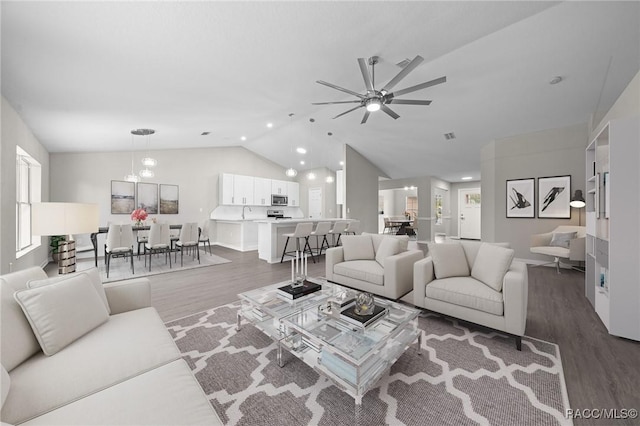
[361,111,370,124]
[390,76,447,98]
[357,58,374,93]
[387,99,432,105]
[312,100,362,105]
[333,105,363,119]
[381,104,400,120]
[380,55,424,93]
[316,80,365,99]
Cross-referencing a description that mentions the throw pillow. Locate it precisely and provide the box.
[549,232,577,249]
[471,243,515,292]
[27,268,110,314]
[429,243,470,279]
[375,237,401,266]
[341,235,375,261]
[14,273,109,356]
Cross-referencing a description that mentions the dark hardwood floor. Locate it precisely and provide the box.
[146,247,639,425]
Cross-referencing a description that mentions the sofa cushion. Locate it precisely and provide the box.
[1,364,9,409]
[429,243,470,279]
[14,273,110,356]
[375,238,401,266]
[368,233,409,253]
[471,244,515,292]
[0,267,47,371]
[549,232,577,249]
[341,235,375,261]
[27,267,110,314]
[1,307,181,425]
[425,276,504,316]
[19,359,222,426]
[334,260,384,286]
[460,240,511,271]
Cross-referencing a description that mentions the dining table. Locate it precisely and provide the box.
[90,224,183,267]
[388,219,415,236]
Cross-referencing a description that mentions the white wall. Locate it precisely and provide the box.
[481,122,588,260]
[344,144,387,233]
[50,146,293,251]
[1,97,51,273]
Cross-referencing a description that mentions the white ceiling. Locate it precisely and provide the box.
[2,1,639,182]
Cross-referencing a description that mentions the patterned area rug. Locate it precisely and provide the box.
[76,249,231,283]
[167,302,572,426]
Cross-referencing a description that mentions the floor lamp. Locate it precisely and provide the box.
[32,203,99,274]
[570,190,586,226]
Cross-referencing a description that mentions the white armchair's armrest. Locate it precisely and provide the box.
[383,250,424,299]
[530,232,553,247]
[413,256,434,307]
[569,237,586,261]
[104,278,151,315]
[502,261,528,336]
[325,247,344,282]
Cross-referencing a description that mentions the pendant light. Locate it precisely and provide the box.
[284,113,298,177]
[124,133,140,183]
[325,132,335,183]
[133,129,156,179]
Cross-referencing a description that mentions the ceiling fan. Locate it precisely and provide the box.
[312,55,446,124]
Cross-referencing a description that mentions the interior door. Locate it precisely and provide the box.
[308,187,322,219]
[459,188,481,240]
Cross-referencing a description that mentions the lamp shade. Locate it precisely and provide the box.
[569,190,586,208]
[32,203,100,236]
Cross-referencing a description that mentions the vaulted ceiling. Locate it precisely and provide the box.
[2,1,639,182]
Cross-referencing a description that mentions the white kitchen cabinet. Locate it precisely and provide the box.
[219,173,254,205]
[287,181,300,206]
[271,180,288,196]
[254,177,272,206]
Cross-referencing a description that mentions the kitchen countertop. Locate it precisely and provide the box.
[254,218,349,224]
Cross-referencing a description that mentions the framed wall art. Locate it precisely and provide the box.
[159,184,179,214]
[137,182,158,214]
[111,180,135,214]
[538,175,571,219]
[506,178,535,218]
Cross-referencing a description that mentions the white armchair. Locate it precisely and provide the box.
[530,226,586,273]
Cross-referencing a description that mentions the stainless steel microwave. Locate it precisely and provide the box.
[271,194,288,206]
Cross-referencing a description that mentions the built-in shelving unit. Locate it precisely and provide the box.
[584,115,640,341]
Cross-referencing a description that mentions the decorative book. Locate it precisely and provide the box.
[340,305,386,328]
[277,280,322,300]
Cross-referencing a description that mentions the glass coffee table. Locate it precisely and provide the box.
[237,278,421,407]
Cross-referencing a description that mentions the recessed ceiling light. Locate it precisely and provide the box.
[339,161,344,166]
[300,160,305,165]
[266,123,273,128]
[240,136,247,141]
[461,176,473,180]
[549,76,563,85]
[296,147,307,154]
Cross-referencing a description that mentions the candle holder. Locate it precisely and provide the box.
[290,250,308,288]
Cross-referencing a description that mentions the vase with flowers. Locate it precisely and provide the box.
[131,208,148,227]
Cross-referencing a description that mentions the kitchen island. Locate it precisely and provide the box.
[256,218,354,264]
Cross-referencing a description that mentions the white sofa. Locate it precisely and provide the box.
[325,233,424,299]
[0,266,221,425]
[413,240,528,350]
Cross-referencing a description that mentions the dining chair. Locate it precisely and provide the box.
[199,220,212,255]
[144,223,172,271]
[136,230,149,259]
[105,224,134,278]
[175,223,200,266]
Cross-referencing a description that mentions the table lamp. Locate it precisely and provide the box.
[32,203,99,274]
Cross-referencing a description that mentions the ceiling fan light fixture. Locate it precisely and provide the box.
[366,98,381,112]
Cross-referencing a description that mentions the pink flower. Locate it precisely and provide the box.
[131,208,148,222]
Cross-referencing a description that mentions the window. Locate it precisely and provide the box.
[16,146,41,257]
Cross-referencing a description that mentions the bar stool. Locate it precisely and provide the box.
[280,222,316,263]
[310,222,332,257]
[327,220,349,247]
[344,220,360,235]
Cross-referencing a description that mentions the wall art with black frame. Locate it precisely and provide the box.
[111,180,135,214]
[159,184,179,214]
[506,178,535,218]
[538,175,571,219]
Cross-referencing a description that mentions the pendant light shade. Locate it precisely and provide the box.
[285,167,298,177]
[570,190,586,208]
[141,157,157,167]
[325,176,334,183]
[139,168,155,179]
[132,129,157,173]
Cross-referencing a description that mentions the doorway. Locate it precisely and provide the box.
[459,188,481,240]
[308,187,322,219]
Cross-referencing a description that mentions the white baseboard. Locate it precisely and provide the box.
[212,241,257,252]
